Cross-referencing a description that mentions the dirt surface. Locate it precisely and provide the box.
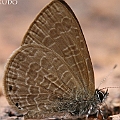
[0,0,120,119]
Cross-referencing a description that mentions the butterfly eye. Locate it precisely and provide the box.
[98,91,104,102]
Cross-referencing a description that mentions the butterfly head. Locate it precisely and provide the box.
[95,88,109,103]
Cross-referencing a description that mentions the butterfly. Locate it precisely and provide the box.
[3,0,109,119]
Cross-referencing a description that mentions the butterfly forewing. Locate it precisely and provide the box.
[4,0,95,119]
[22,0,95,97]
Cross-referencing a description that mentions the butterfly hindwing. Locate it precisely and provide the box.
[4,44,85,116]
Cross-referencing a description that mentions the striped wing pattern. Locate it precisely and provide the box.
[4,0,95,119]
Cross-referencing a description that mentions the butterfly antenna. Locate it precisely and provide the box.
[97,64,117,89]
[100,86,120,91]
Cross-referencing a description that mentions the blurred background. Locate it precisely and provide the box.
[0,0,120,115]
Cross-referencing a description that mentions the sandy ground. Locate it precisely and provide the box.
[0,0,120,119]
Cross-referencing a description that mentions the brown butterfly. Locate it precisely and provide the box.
[3,0,108,119]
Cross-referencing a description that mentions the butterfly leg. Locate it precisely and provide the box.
[86,105,93,118]
[98,109,105,120]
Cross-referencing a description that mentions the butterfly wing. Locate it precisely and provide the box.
[4,44,82,116]
[22,0,95,97]
[4,0,95,119]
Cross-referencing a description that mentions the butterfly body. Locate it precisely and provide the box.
[52,89,108,116]
[3,0,108,119]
